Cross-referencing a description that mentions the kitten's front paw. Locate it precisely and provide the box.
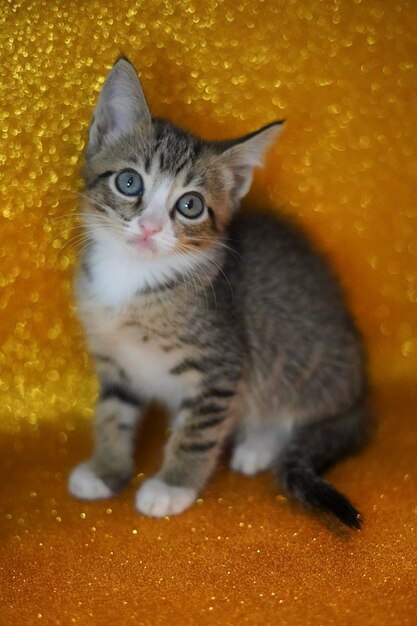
[135,478,196,517]
[68,462,115,500]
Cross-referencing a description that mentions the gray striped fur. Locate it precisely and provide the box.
[68,59,369,527]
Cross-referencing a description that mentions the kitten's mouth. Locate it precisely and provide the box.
[127,235,159,255]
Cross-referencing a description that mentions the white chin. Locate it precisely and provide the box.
[129,242,160,258]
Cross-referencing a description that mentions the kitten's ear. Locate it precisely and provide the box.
[87,58,152,156]
[216,121,284,201]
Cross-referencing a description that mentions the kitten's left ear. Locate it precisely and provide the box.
[216,120,284,201]
[87,57,152,156]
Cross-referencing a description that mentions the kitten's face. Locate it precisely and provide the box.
[83,122,234,261]
[82,59,282,264]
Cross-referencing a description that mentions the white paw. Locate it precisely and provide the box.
[230,443,274,476]
[68,462,114,500]
[135,478,196,517]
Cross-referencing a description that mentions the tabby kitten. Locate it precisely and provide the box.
[68,58,369,528]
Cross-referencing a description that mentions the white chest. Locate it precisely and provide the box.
[115,337,192,410]
[80,302,198,412]
[77,246,201,411]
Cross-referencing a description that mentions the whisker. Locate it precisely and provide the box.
[167,250,197,309]
[161,242,205,310]
[58,233,95,257]
[172,243,219,311]
[174,240,234,301]
[199,251,234,298]
[185,237,243,261]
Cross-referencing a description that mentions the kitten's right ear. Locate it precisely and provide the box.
[214,120,284,202]
[87,58,152,156]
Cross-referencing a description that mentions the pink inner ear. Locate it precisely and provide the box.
[88,59,152,155]
[230,163,254,200]
[97,116,111,138]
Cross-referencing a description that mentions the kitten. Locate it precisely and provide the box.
[68,58,369,528]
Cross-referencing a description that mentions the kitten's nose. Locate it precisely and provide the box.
[139,221,162,239]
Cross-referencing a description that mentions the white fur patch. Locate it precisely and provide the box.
[116,339,198,411]
[68,462,114,500]
[135,478,196,517]
[86,233,209,309]
[230,443,276,476]
[230,424,292,476]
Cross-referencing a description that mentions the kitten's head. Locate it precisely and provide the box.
[82,58,283,262]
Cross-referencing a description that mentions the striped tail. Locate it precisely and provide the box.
[276,401,370,529]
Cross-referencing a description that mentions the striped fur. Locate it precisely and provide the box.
[68,59,369,527]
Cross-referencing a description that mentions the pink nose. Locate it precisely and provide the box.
[139,221,162,239]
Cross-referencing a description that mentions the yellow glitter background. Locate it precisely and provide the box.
[1,0,416,624]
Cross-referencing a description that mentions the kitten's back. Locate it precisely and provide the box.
[226,210,366,420]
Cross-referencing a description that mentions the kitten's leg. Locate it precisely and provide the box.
[69,381,143,500]
[136,384,234,517]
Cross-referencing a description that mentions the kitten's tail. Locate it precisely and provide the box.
[276,400,371,529]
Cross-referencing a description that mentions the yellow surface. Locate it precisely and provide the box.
[1,0,416,624]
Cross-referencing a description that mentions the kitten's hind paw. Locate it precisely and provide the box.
[230,442,275,476]
[135,478,196,517]
[68,462,115,500]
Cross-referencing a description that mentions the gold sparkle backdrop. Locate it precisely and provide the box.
[0,0,416,624]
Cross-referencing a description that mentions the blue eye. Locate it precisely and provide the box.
[176,193,205,219]
[115,169,144,196]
